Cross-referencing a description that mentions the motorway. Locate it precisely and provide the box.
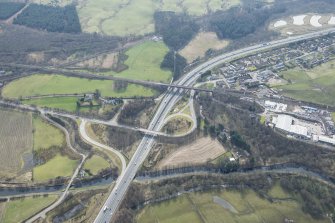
[94,28,335,223]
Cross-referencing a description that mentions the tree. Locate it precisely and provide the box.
[0,2,25,20]
[94,89,101,99]
[209,4,285,39]
[14,4,81,33]
[154,11,199,50]
[161,51,187,80]
[113,80,128,92]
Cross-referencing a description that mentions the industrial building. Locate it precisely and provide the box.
[272,114,309,138]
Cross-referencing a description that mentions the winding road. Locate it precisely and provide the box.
[79,120,127,175]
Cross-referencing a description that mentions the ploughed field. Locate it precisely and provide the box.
[157,137,225,169]
[0,109,33,176]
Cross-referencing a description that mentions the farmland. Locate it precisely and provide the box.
[101,41,172,83]
[180,32,229,63]
[137,188,326,223]
[2,74,157,99]
[33,154,78,182]
[1,195,57,223]
[84,155,110,175]
[157,137,225,169]
[24,96,105,112]
[33,116,65,151]
[24,97,79,112]
[275,60,335,106]
[0,109,33,176]
[30,0,241,36]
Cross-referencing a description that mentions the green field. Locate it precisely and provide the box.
[31,0,240,36]
[24,96,102,112]
[137,188,326,223]
[281,69,311,83]
[1,195,57,223]
[83,155,110,175]
[78,0,240,36]
[332,113,335,122]
[102,41,172,83]
[275,60,335,106]
[33,116,65,151]
[33,154,78,182]
[25,97,79,112]
[2,74,157,99]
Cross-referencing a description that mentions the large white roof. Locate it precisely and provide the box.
[273,114,308,137]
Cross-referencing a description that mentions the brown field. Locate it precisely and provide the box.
[180,32,229,63]
[157,137,225,169]
[76,53,117,69]
[0,109,33,176]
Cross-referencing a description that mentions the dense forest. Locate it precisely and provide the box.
[0,2,25,20]
[209,4,286,39]
[154,11,199,51]
[14,4,81,33]
[161,51,187,80]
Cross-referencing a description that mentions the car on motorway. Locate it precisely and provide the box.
[103,206,108,212]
